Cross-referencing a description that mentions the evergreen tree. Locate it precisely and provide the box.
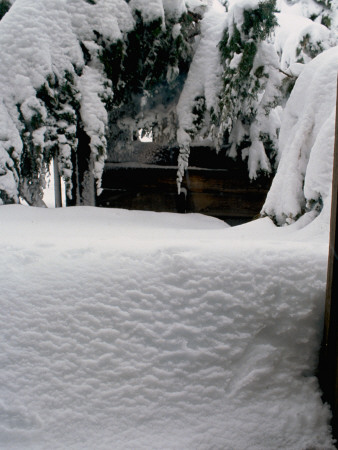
[0,0,203,205]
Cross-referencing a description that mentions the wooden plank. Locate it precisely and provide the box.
[320,74,338,439]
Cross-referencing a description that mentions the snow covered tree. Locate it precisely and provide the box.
[176,0,336,188]
[0,0,336,229]
[0,0,205,206]
[0,0,121,205]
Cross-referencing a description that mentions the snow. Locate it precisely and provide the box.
[186,0,209,10]
[227,0,263,33]
[0,1,82,99]
[262,45,338,225]
[178,1,226,126]
[275,10,335,70]
[0,101,21,203]
[0,205,334,449]
[162,0,187,20]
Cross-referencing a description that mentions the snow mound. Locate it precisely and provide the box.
[0,205,334,449]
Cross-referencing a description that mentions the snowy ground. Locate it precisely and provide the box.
[0,205,334,449]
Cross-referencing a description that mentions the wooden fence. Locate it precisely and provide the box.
[97,146,272,224]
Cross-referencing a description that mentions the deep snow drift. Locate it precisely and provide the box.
[0,205,334,449]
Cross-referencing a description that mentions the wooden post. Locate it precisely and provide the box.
[53,156,62,208]
[321,74,338,438]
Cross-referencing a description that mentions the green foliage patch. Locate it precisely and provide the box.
[0,0,10,20]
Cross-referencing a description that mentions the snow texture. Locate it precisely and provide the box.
[129,0,165,24]
[262,46,338,225]
[0,205,334,449]
[162,0,187,19]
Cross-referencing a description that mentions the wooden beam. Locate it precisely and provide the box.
[321,74,338,438]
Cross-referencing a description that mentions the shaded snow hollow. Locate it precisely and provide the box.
[0,205,334,449]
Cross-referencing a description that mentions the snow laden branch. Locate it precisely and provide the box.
[262,46,338,226]
[217,0,280,179]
